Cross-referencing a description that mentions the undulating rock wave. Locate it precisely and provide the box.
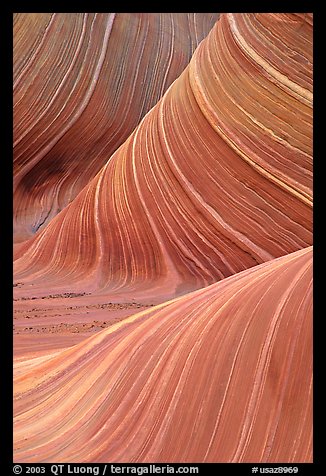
[14,13,312,301]
[13,13,219,242]
[14,247,312,462]
[13,13,313,464]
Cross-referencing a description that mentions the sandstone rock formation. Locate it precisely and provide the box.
[13,13,313,463]
[14,13,312,301]
[13,13,219,242]
[14,247,312,462]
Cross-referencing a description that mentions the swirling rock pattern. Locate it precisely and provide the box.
[13,13,313,464]
[14,13,312,300]
[13,13,219,242]
[14,247,312,463]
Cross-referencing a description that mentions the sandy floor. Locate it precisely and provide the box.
[14,284,154,358]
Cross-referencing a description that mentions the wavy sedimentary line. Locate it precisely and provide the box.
[14,14,115,180]
[229,14,312,103]
[189,13,312,206]
[14,246,312,462]
[13,13,54,87]
[14,14,116,236]
[14,14,90,148]
[14,14,312,299]
[250,14,313,93]
[13,13,219,241]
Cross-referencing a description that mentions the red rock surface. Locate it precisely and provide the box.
[14,247,312,462]
[13,13,313,463]
[14,13,312,300]
[13,13,219,242]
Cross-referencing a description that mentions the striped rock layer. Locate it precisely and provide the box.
[13,13,219,242]
[14,247,312,463]
[13,13,313,464]
[14,13,313,301]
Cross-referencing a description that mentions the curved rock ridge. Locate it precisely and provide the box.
[13,13,220,242]
[190,13,312,204]
[14,13,313,299]
[14,246,313,463]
